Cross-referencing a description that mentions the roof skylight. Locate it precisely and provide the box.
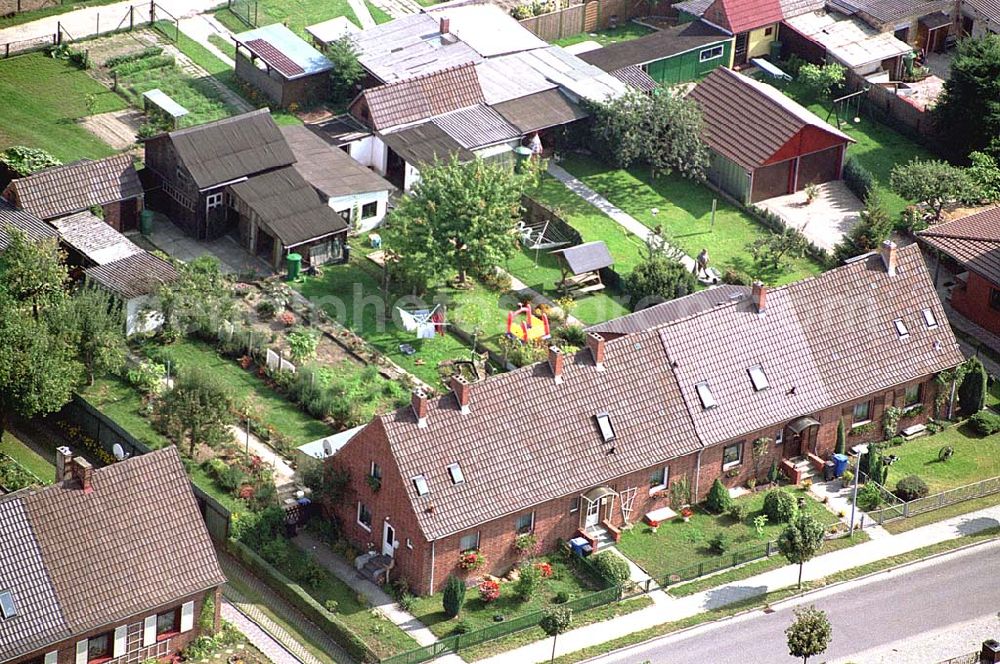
[447,463,464,484]
[696,382,717,409]
[894,319,909,338]
[0,591,16,619]
[922,308,938,328]
[748,365,769,391]
[595,412,616,443]
[412,475,429,496]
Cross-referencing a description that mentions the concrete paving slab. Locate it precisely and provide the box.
[755,180,863,253]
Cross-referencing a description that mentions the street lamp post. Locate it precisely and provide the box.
[849,443,869,536]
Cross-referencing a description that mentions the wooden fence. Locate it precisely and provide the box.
[842,68,939,142]
[517,0,668,42]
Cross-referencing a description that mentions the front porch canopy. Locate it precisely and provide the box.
[583,486,617,503]
[788,416,821,434]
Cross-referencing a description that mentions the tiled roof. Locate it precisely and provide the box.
[917,207,1000,284]
[492,89,588,134]
[0,199,59,251]
[3,155,142,221]
[85,252,179,299]
[281,125,392,198]
[359,243,961,541]
[586,285,751,337]
[50,211,144,266]
[234,24,332,80]
[166,109,296,190]
[229,167,348,247]
[431,104,520,149]
[355,64,485,130]
[578,20,730,72]
[689,68,852,170]
[607,66,658,93]
[0,497,70,663]
[3,448,224,661]
[703,0,784,33]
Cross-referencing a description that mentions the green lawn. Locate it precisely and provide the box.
[0,432,54,482]
[560,154,825,285]
[365,0,393,23]
[780,83,934,219]
[213,0,358,40]
[617,486,840,583]
[884,423,1000,494]
[208,33,238,60]
[551,23,655,48]
[0,53,124,162]
[409,554,605,638]
[148,338,332,446]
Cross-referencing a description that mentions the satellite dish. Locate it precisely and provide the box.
[112,444,129,461]
[322,440,333,457]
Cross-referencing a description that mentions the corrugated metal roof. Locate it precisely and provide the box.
[425,3,547,57]
[0,199,59,250]
[475,56,557,105]
[50,211,144,266]
[849,0,952,24]
[305,16,360,46]
[784,11,913,68]
[85,251,179,299]
[511,46,628,103]
[965,0,1000,23]
[432,104,520,149]
[380,122,475,166]
[352,13,482,83]
[609,65,659,92]
[142,88,189,118]
[234,24,332,79]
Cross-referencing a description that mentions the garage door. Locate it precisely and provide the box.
[750,161,792,203]
[796,146,841,190]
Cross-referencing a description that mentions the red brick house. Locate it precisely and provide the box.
[918,207,1000,337]
[325,243,962,595]
[1,155,143,232]
[0,447,226,664]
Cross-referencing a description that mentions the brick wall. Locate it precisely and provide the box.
[950,271,1000,337]
[8,589,220,664]
[102,197,143,232]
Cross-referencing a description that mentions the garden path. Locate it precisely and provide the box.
[547,163,696,272]
[808,479,891,540]
[177,13,236,66]
[346,0,376,28]
[163,40,254,112]
[229,424,296,491]
[221,598,306,664]
[368,0,420,19]
[477,503,1000,664]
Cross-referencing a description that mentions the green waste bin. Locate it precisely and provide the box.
[139,209,154,235]
[286,253,302,281]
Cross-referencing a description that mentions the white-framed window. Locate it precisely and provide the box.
[904,384,922,409]
[569,496,580,513]
[853,400,871,425]
[357,502,372,531]
[412,475,429,496]
[649,466,669,494]
[722,441,743,469]
[447,463,464,484]
[515,511,534,534]
[699,45,724,62]
[459,531,480,551]
[361,201,378,219]
[206,192,224,211]
[775,428,784,445]
[370,461,382,480]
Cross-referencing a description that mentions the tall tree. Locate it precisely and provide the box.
[786,606,832,664]
[889,158,973,221]
[326,36,364,102]
[586,91,646,169]
[384,158,526,289]
[0,230,68,318]
[777,513,826,588]
[155,367,233,456]
[60,285,128,385]
[933,34,1000,161]
[154,255,235,338]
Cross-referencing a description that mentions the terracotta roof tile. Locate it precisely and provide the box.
[4,155,142,221]
[356,63,484,130]
[917,206,1000,284]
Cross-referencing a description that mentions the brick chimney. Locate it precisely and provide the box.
[881,240,897,276]
[586,332,605,371]
[548,346,564,384]
[55,446,73,483]
[411,389,429,428]
[72,457,93,493]
[451,375,470,415]
[439,17,449,34]
[751,281,767,314]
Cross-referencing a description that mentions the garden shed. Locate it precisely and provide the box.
[551,241,613,295]
[689,68,853,204]
[142,88,189,129]
[233,24,333,107]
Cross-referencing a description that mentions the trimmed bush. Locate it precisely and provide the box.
[590,551,630,586]
[763,489,797,523]
[970,409,1000,435]
[843,157,875,201]
[708,532,728,555]
[706,478,733,514]
[442,575,466,618]
[959,358,988,415]
[727,502,750,523]
[894,475,929,501]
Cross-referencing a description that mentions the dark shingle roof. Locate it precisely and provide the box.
[167,109,296,190]
[689,68,851,170]
[552,241,613,275]
[3,448,225,660]
[0,199,59,251]
[0,497,70,663]
[357,243,961,541]
[3,155,142,221]
[229,167,348,247]
[492,89,587,134]
[353,64,485,130]
[586,285,751,337]
[85,252,179,299]
[379,123,475,166]
[917,207,1000,284]
[281,125,392,198]
[578,21,730,72]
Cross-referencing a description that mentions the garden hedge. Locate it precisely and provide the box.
[226,539,377,663]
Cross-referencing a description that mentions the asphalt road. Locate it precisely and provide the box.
[595,540,1000,664]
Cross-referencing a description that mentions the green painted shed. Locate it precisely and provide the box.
[578,20,734,86]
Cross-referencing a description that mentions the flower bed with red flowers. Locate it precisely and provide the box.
[478,579,500,603]
[459,550,486,571]
[534,561,553,578]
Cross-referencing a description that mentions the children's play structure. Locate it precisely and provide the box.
[507,302,550,343]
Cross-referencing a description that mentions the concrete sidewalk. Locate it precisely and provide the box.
[477,504,1000,664]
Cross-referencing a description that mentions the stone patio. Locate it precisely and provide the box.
[143,210,273,276]
[755,180,864,253]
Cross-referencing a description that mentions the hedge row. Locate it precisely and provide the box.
[226,539,378,663]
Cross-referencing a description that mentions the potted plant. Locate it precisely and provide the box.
[459,550,486,571]
[680,506,694,522]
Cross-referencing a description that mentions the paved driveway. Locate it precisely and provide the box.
[755,180,863,253]
[145,211,273,275]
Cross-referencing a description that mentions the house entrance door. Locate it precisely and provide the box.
[382,522,395,557]
[585,498,601,529]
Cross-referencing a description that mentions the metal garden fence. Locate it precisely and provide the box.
[868,475,1000,524]
[662,541,778,586]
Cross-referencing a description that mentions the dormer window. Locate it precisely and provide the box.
[894,319,909,338]
[595,412,615,442]
[922,308,938,329]
[412,475,429,496]
[696,382,717,409]
[447,463,464,484]
[747,365,769,391]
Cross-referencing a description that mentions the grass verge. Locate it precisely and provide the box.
[0,431,54,481]
[211,0,358,39]
[365,0,393,23]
